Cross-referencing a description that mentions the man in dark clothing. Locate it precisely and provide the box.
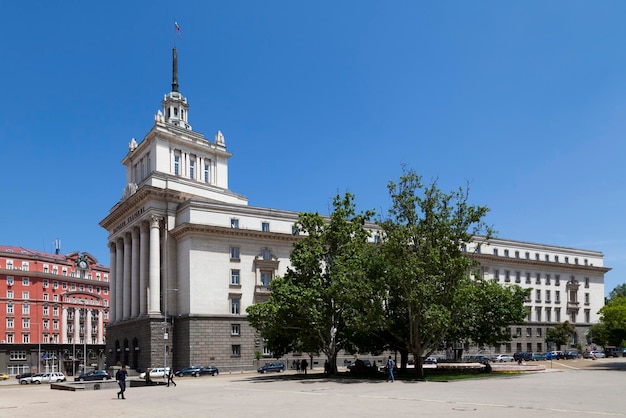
[116,365,128,399]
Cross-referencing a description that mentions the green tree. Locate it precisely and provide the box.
[377,169,527,377]
[609,283,626,299]
[246,193,378,374]
[598,293,626,346]
[545,321,576,349]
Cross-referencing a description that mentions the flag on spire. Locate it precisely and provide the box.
[175,21,183,39]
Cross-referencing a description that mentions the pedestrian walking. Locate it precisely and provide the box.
[167,369,176,387]
[116,365,128,399]
[301,359,308,375]
[386,356,395,382]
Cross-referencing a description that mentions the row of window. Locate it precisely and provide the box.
[4,333,98,344]
[5,303,109,319]
[523,306,591,323]
[229,269,272,287]
[6,277,109,294]
[493,271,590,288]
[489,248,589,265]
[2,261,108,281]
[173,154,212,183]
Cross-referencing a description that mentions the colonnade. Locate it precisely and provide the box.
[59,306,105,345]
[108,215,163,323]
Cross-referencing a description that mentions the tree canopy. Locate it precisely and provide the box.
[598,286,626,346]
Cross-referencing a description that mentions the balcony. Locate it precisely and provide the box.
[255,285,271,296]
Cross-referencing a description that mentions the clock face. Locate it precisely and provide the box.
[79,260,88,269]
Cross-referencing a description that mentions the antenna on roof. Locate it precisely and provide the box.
[55,239,61,255]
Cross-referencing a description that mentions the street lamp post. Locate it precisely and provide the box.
[164,288,178,377]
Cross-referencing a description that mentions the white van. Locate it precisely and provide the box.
[139,367,170,379]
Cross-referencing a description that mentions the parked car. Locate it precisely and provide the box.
[513,352,532,362]
[0,373,9,380]
[16,372,34,380]
[494,354,514,362]
[175,366,202,377]
[32,372,66,384]
[564,351,581,359]
[603,347,625,358]
[545,351,565,360]
[74,370,111,381]
[424,357,438,364]
[530,352,546,361]
[583,350,605,359]
[198,366,219,376]
[19,373,44,384]
[139,367,170,379]
[257,362,285,373]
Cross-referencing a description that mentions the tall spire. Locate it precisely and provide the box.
[172,47,179,92]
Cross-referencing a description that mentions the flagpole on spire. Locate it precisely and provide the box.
[174,21,182,47]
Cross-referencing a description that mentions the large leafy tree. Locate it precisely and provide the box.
[598,287,626,346]
[545,321,576,349]
[246,193,379,374]
[377,168,527,377]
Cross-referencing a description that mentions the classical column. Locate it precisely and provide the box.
[74,308,80,345]
[139,222,149,315]
[108,242,117,323]
[61,306,68,344]
[97,310,104,344]
[123,232,132,320]
[149,216,162,314]
[115,238,124,322]
[131,227,140,318]
[86,307,91,344]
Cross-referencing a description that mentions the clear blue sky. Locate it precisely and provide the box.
[2,1,624,296]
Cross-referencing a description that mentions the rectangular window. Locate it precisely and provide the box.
[43,306,49,316]
[545,308,551,322]
[231,218,239,228]
[545,254,549,261]
[22,277,29,286]
[22,304,30,314]
[585,310,590,323]
[525,272,531,284]
[53,294,58,302]
[7,303,13,314]
[261,271,272,287]
[546,290,551,302]
[22,318,30,328]
[535,307,542,322]
[555,275,560,286]
[22,262,29,271]
[6,318,14,329]
[526,342,532,352]
[204,163,209,182]
[7,276,14,286]
[546,274,551,285]
[230,247,240,261]
[493,248,498,256]
[515,251,519,258]
[493,270,499,281]
[536,328,542,337]
[53,320,59,330]
[535,273,541,285]
[22,291,29,299]
[43,279,48,288]
[231,345,241,356]
[555,255,559,263]
[231,297,240,315]
[555,291,561,303]
[43,265,49,273]
[374,235,380,244]
[189,159,195,179]
[262,249,271,260]
[174,155,180,175]
[71,283,76,290]
[526,327,532,337]
[535,289,541,302]
[504,270,510,282]
[7,290,13,299]
[504,249,509,257]
[535,253,540,260]
[53,307,59,317]
[262,222,270,232]
[584,293,590,304]
[515,271,521,283]
[516,327,522,337]
[584,277,589,288]
[230,269,240,285]
[231,324,240,335]
[565,256,569,264]
[9,350,27,361]
[525,252,530,259]
[536,343,542,352]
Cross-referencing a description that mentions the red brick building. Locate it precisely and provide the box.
[0,245,110,377]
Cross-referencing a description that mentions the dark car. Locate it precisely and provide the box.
[74,370,112,381]
[198,366,219,376]
[603,347,624,358]
[257,362,285,373]
[347,359,378,374]
[16,372,34,380]
[513,352,532,362]
[564,351,580,359]
[175,366,202,377]
[465,355,490,364]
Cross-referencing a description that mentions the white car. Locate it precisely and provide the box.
[32,372,67,384]
[139,367,170,379]
[495,355,515,362]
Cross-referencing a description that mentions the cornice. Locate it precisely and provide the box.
[170,222,300,243]
[470,253,611,274]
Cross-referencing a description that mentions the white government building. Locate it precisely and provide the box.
[100,48,609,372]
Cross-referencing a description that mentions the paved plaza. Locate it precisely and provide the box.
[1,358,625,418]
